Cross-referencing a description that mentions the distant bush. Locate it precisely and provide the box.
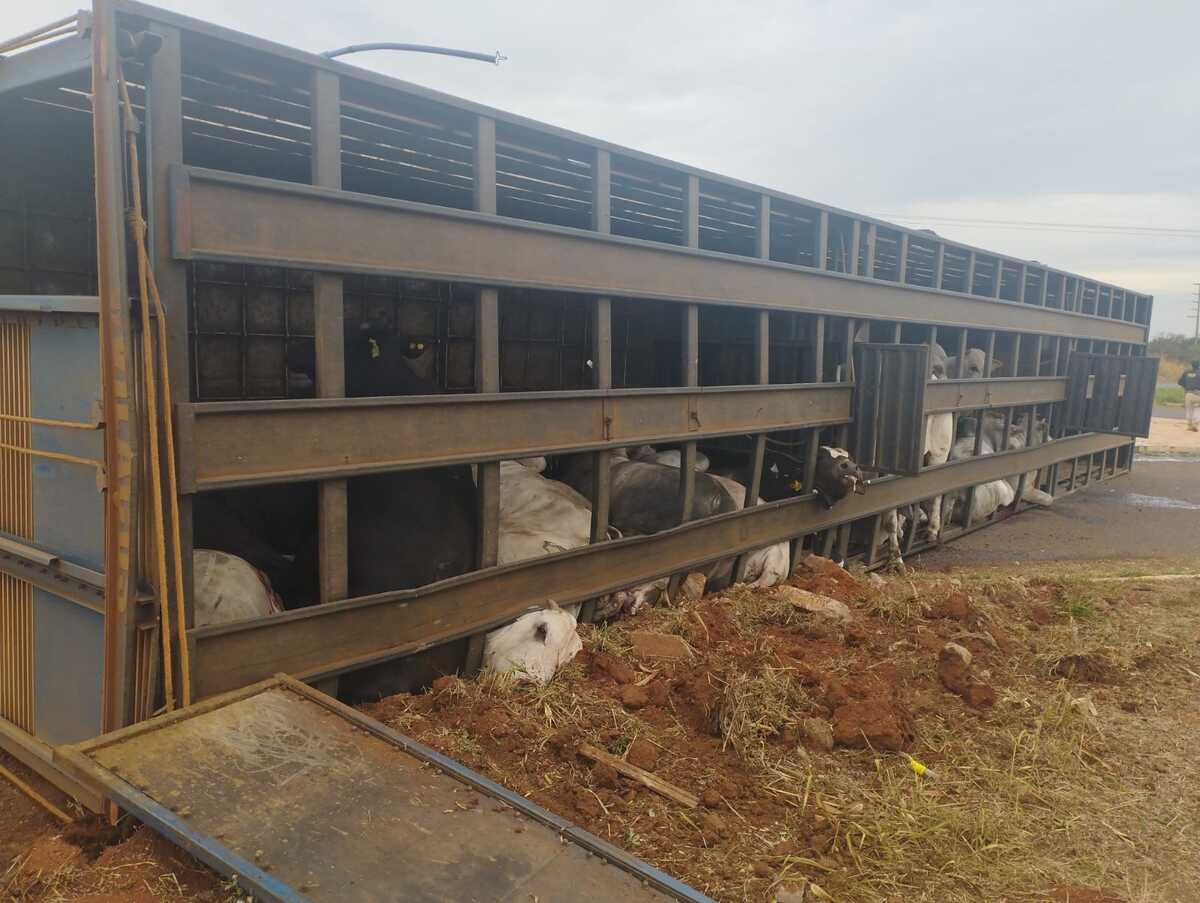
[1155,386,1184,405]
[1148,333,1200,360]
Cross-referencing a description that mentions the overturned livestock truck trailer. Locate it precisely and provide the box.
[0,2,1155,811]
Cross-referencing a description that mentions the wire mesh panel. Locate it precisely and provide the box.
[1063,353,1158,438]
[852,343,929,475]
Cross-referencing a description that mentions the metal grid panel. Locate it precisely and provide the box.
[852,343,929,475]
[0,321,34,732]
[1063,353,1159,438]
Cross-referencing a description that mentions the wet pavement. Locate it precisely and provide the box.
[922,458,1200,567]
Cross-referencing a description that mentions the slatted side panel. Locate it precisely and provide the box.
[0,321,34,732]
[1064,353,1159,438]
[852,343,929,475]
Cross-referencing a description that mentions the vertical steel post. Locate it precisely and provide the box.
[992,259,1003,298]
[146,24,191,628]
[464,116,499,671]
[311,69,348,607]
[816,210,829,270]
[678,304,699,524]
[802,315,825,495]
[757,194,770,260]
[1017,263,1028,304]
[865,223,877,279]
[684,174,700,249]
[934,242,945,289]
[850,221,862,275]
[898,233,909,284]
[94,0,139,734]
[965,251,977,294]
[736,309,770,582]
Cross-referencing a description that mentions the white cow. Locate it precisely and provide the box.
[482,600,582,684]
[192,549,283,627]
[922,344,955,540]
[496,458,665,618]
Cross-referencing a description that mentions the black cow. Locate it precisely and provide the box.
[194,328,478,702]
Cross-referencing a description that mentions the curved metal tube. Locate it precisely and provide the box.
[321,42,504,65]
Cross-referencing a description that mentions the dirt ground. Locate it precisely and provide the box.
[1137,418,1200,456]
[2,465,1198,901]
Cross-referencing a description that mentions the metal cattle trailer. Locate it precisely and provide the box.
[0,1,1154,814]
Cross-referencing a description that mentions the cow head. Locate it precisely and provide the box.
[929,343,949,381]
[814,446,867,509]
[482,600,582,685]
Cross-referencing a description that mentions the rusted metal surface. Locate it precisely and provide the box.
[923,376,1068,413]
[186,432,1126,697]
[60,676,704,902]
[178,383,853,491]
[169,167,1147,344]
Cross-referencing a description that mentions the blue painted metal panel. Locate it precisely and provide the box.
[29,321,105,743]
[33,587,102,743]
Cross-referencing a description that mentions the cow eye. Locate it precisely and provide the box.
[535,622,548,643]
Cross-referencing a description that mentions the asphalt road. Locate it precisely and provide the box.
[1154,404,1184,420]
[922,458,1200,568]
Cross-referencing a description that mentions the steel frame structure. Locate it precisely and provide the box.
[0,1,1152,808]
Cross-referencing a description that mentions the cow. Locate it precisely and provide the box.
[497,457,665,617]
[652,448,710,472]
[192,549,284,627]
[645,448,790,588]
[945,347,1003,380]
[560,449,738,591]
[921,343,955,540]
[813,446,867,509]
[482,600,582,684]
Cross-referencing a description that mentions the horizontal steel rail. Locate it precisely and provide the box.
[0,34,90,95]
[923,376,1067,413]
[0,533,105,614]
[178,383,852,491]
[170,166,1146,345]
[186,431,1127,698]
[107,0,1150,324]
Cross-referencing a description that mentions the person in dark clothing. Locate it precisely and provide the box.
[1179,360,1200,431]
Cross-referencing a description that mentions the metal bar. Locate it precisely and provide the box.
[0,537,105,614]
[310,67,349,608]
[678,304,699,524]
[992,259,1003,298]
[865,223,877,278]
[934,242,945,289]
[816,211,829,270]
[802,315,826,494]
[0,412,100,430]
[898,233,909,283]
[0,715,105,814]
[0,13,80,54]
[965,251,977,294]
[922,377,1067,413]
[592,148,610,233]
[168,168,1146,344]
[746,310,769,505]
[588,298,612,545]
[186,431,1129,698]
[474,116,497,215]
[1040,271,1050,306]
[684,174,700,249]
[757,194,770,259]
[145,22,195,638]
[1018,263,1028,303]
[179,384,853,492]
[0,442,102,469]
[0,295,100,314]
[93,0,139,735]
[466,287,500,672]
[0,35,90,95]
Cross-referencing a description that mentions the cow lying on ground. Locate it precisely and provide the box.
[641,446,789,588]
[561,449,737,590]
[482,600,582,684]
[497,456,666,617]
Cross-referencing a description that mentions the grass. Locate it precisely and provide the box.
[1155,385,1184,406]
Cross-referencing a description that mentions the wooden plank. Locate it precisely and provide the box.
[579,744,699,808]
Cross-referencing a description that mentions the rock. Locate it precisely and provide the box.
[626,739,660,771]
[592,652,636,685]
[679,572,707,600]
[937,642,973,693]
[776,586,852,625]
[591,762,620,789]
[799,717,835,752]
[822,678,849,709]
[832,699,908,750]
[752,862,774,879]
[963,682,996,709]
[700,788,723,808]
[618,685,651,709]
[628,630,692,662]
[776,881,812,903]
[930,592,972,621]
[430,674,457,693]
[866,572,886,589]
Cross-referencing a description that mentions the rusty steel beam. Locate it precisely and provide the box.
[186,431,1129,698]
[178,383,853,492]
[922,376,1067,414]
[169,167,1147,344]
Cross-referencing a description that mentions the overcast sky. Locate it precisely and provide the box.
[15,1,1200,335]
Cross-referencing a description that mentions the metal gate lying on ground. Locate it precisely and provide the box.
[59,674,709,903]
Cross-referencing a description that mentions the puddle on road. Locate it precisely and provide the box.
[1119,492,1200,511]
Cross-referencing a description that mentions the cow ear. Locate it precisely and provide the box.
[545,599,561,612]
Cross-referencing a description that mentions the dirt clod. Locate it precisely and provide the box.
[1051,653,1112,683]
[626,739,660,771]
[799,717,835,752]
[592,762,620,789]
[832,699,909,750]
[618,685,651,708]
[628,630,691,661]
[592,652,637,684]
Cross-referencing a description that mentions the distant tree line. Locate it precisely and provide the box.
[1148,333,1200,360]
